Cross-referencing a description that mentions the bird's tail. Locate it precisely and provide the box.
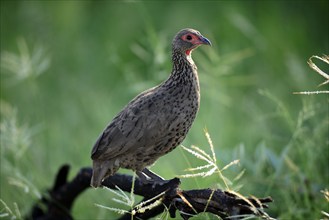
[91,160,111,188]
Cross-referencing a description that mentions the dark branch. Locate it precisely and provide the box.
[28,164,274,220]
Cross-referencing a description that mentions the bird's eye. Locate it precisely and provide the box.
[186,35,192,41]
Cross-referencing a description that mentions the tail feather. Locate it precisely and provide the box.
[91,160,111,188]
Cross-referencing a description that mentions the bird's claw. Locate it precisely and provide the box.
[136,168,170,188]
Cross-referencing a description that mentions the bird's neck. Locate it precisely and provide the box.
[169,50,198,84]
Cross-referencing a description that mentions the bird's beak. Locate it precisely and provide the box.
[199,35,211,46]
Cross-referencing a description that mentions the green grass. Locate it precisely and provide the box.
[1,1,328,219]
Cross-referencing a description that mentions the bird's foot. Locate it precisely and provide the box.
[136,168,170,187]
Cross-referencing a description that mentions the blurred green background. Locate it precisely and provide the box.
[1,1,328,219]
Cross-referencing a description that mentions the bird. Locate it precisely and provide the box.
[91,28,211,188]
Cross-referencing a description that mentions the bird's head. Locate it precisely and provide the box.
[172,28,211,56]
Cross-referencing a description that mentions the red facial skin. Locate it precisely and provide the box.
[181,33,206,55]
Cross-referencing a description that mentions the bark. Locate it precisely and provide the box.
[28,164,274,220]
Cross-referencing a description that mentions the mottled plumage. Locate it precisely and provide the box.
[91,28,211,187]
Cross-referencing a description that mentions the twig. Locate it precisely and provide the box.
[28,164,274,220]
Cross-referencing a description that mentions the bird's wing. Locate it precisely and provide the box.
[91,88,170,160]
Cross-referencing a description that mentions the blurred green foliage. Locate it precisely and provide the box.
[1,1,328,219]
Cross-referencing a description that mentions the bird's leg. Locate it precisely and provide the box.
[136,168,169,186]
[136,170,151,183]
[141,168,165,181]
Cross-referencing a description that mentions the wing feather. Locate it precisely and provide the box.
[91,87,170,160]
